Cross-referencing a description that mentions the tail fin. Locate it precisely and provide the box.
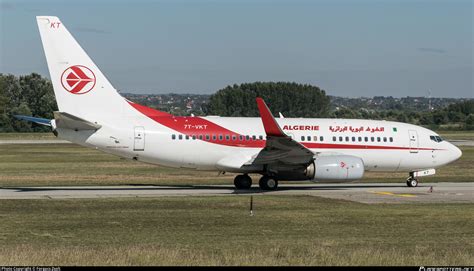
[36,16,129,123]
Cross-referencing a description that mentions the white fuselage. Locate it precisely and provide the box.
[57,115,462,175]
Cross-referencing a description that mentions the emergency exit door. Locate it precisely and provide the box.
[134,126,145,151]
[408,130,418,153]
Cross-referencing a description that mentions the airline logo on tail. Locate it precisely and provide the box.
[60,65,96,94]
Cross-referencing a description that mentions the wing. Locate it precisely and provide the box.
[252,98,314,165]
[214,98,315,172]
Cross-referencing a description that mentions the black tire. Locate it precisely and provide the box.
[406,178,418,187]
[234,174,252,189]
[259,176,278,190]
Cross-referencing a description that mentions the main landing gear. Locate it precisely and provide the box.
[259,175,278,190]
[233,174,279,190]
[406,177,419,187]
[234,174,252,189]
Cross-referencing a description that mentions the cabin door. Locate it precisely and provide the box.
[134,126,145,151]
[408,130,418,153]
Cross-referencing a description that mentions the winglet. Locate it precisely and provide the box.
[256,97,286,137]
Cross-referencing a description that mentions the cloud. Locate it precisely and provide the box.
[417,48,447,54]
[73,27,110,34]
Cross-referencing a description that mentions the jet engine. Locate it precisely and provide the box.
[310,155,365,181]
[268,155,364,181]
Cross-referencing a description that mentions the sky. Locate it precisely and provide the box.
[0,0,472,98]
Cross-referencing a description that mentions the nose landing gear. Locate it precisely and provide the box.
[406,177,418,187]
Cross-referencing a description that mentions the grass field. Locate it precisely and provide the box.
[0,132,57,140]
[0,196,472,266]
[0,143,472,187]
[438,131,474,141]
[0,133,473,266]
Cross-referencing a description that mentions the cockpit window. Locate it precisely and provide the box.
[430,135,443,143]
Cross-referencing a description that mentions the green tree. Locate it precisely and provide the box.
[206,82,330,117]
[0,73,57,132]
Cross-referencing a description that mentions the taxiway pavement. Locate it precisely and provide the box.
[0,182,472,203]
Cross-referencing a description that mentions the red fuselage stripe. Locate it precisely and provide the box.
[128,101,440,151]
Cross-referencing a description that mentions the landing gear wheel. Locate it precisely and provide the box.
[234,174,252,189]
[406,178,418,187]
[259,176,278,190]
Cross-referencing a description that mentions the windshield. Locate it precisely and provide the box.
[430,135,444,143]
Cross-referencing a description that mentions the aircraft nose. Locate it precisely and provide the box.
[450,143,462,162]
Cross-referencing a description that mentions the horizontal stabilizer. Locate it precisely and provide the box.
[14,115,51,126]
[54,112,102,131]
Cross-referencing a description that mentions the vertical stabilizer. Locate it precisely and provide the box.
[36,16,129,123]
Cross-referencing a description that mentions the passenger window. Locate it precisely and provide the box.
[389,137,393,142]
[301,136,305,141]
[226,135,230,140]
[383,137,387,142]
[320,136,324,142]
[199,135,203,140]
[219,135,223,141]
[307,136,311,141]
[364,137,368,142]
[252,135,256,140]
[352,136,356,142]
[345,136,349,142]
[246,135,250,140]
[239,135,243,140]
[185,135,189,140]
[212,135,216,140]
[259,135,263,140]
[339,136,343,142]
[377,137,381,142]
[192,135,196,140]
[358,137,362,142]
[171,134,176,140]
[178,134,183,140]
[371,137,374,142]
[313,136,318,141]
[333,136,336,142]
[232,135,236,141]
[205,135,210,140]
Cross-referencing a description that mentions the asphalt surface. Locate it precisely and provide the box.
[0,182,472,203]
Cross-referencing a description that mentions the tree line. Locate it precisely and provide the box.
[0,73,472,132]
[0,73,57,132]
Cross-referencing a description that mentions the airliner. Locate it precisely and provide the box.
[18,16,462,190]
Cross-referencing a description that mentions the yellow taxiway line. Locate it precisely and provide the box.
[367,190,417,198]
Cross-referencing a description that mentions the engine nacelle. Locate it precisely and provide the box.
[311,155,365,181]
[267,155,364,181]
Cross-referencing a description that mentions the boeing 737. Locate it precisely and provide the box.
[17,16,462,190]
